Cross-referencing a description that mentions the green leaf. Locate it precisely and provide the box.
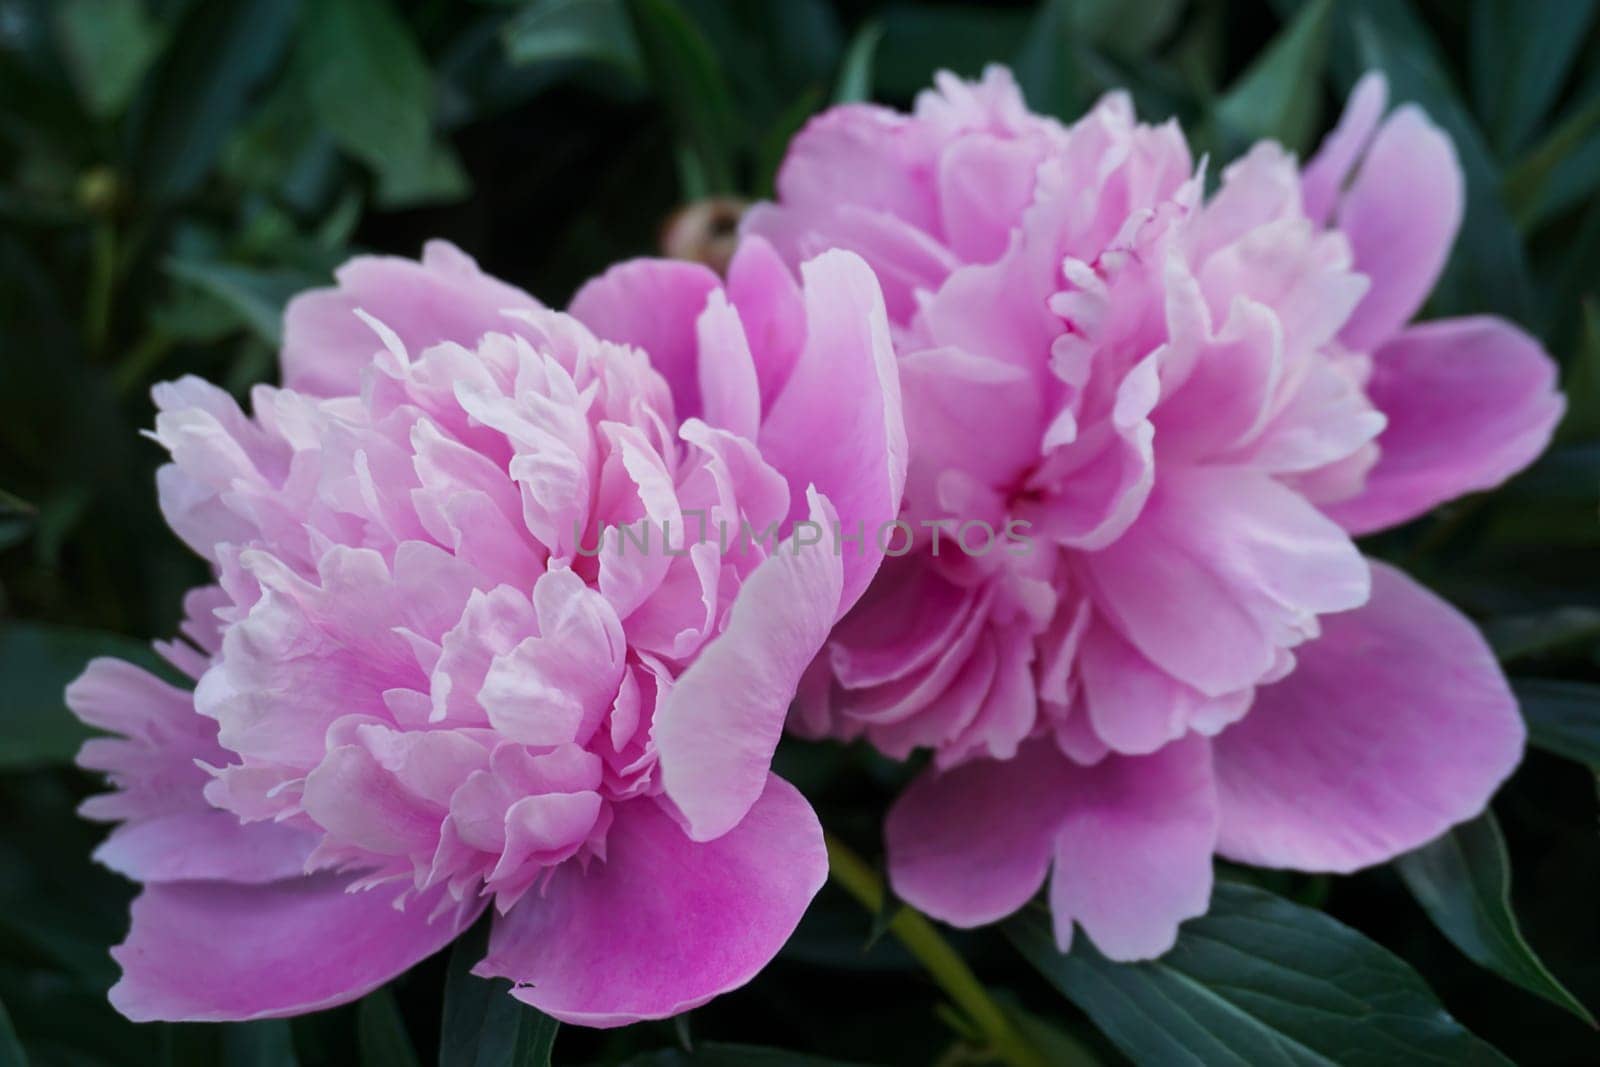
[0,995,25,1067]
[299,0,461,208]
[1005,882,1512,1066]
[358,987,420,1067]
[1504,89,1600,230]
[1556,299,1600,441]
[165,260,323,346]
[1486,607,1600,661]
[874,5,1031,100]
[129,0,299,203]
[622,1045,869,1066]
[1215,0,1334,153]
[623,0,741,195]
[439,923,559,1067]
[1469,0,1599,158]
[832,19,882,104]
[502,0,643,80]
[162,1020,299,1067]
[54,0,166,120]
[1512,678,1600,769]
[0,621,173,771]
[1396,813,1593,1022]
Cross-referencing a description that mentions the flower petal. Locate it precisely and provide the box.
[569,258,722,420]
[655,490,843,841]
[1325,317,1564,535]
[1048,736,1217,960]
[886,739,1071,928]
[282,241,541,396]
[474,777,825,1027]
[1336,106,1464,352]
[109,875,481,1021]
[757,250,907,614]
[1213,561,1526,872]
[1300,72,1388,226]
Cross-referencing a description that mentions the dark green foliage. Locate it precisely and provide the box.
[2,1,1598,1063]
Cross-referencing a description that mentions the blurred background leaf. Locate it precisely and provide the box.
[2,0,1599,1063]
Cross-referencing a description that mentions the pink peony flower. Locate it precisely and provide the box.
[751,68,1564,959]
[68,240,905,1024]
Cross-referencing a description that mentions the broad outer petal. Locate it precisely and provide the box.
[886,738,1072,928]
[654,490,843,841]
[1325,317,1564,535]
[1213,561,1526,872]
[569,258,722,421]
[109,875,481,1021]
[1048,735,1217,960]
[474,777,825,1027]
[93,811,315,885]
[757,250,907,615]
[1336,106,1464,353]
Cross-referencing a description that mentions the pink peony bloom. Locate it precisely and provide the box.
[751,69,1564,959]
[68,240,904,1024]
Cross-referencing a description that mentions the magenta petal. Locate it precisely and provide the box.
[475,777,825,1027]
[886,739,1070,927]
[1300,72,1388,226]
[1336,106,1464,352]
[109,875,481,1022]
[569,258,722,420]
[93,811,314,885]
[1048,736,1217,960]
[757,250,907,614]
[1214,561,1525,873]
[1326,317,1565,535]
[655,490,843,841]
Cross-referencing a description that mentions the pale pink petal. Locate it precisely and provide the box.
[898,346,1042,520]
[474,777,825,1027]
[1336,107,1464,352]
[478,569,626,747]
[757,250,907,613]
[1049,735,1217,960]
[725,236,806,409]
[1325,317,1564,535]
[569,258,721,419]
[109,875,481,1021]
[1084,468,1369,697]
[695,290,761,440]
[282,241,541,396]
[1213,561,1526,872]
[655,490,843,841]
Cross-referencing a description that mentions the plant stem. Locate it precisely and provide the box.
[824,832,1046,1067]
